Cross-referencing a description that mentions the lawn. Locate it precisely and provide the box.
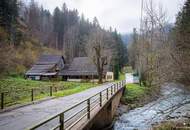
[0,77,97,108]
[0,77,96,92]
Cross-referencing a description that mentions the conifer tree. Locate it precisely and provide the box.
[173,0,190,85]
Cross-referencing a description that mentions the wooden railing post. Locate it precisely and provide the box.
[31,89,34,101]
[106,88,109,100]
[60,113,64,130]
[1,93,4,109]
[87,99,90,119]
[100,92,102,107]
[50,86,53,96]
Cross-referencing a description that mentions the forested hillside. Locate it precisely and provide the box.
[0,0,128,77]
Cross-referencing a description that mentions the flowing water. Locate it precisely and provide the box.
[114,83,190,130]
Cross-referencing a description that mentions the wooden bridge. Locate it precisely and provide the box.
[0,80,126,130]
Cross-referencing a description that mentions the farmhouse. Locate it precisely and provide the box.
[26,55,113,82]
[59,57,114,82]
[26,55,65,80]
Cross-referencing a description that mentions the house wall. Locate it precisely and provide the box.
[68,79,82,82]
[27,75,41,80]
[63,74,112,83]
[106,72,114,81]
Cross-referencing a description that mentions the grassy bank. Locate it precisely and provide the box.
[122,83,156,109]
[123,83,147,103]
[153,120,190,130]
[0,77,97,107]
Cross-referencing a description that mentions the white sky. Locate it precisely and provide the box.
[25,0,185,34]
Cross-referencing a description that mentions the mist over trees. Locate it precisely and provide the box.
[0,0,128,77]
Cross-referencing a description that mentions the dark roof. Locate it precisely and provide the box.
[36,55,64,65]
[59,57,108,76]
[26,64,55,75]
[69,57,96,71]
[26,55,64,76]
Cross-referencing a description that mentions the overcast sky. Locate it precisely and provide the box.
[27,0,185,34]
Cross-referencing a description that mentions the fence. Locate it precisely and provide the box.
[0,85,67,109]
[28,80,126,130]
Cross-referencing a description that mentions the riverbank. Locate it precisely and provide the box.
[114,83,190,130]
[115,83,160,118]
[122,83,159,109]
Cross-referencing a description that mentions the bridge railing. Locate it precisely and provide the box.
[28,80,126,130]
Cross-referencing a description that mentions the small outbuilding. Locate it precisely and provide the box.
[26,55,65,80]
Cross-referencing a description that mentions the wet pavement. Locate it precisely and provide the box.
[114,83,190,130]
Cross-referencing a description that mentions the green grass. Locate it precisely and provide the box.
[119,72,125,80]
[0,77,97,107]
[124,83,147,103]
[114,72,125,82]
[54,84,95,97]
[0,77,96,92]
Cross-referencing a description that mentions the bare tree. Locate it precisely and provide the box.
[85,28,113,83]
[135,0,170,87]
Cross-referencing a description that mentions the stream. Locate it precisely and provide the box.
[114,83,190,130]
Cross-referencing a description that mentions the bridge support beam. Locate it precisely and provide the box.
[83,87,124,130]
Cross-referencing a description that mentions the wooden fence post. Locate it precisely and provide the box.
[31,89,34,101]
[1,93,4,109]
[50,86,53,96]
